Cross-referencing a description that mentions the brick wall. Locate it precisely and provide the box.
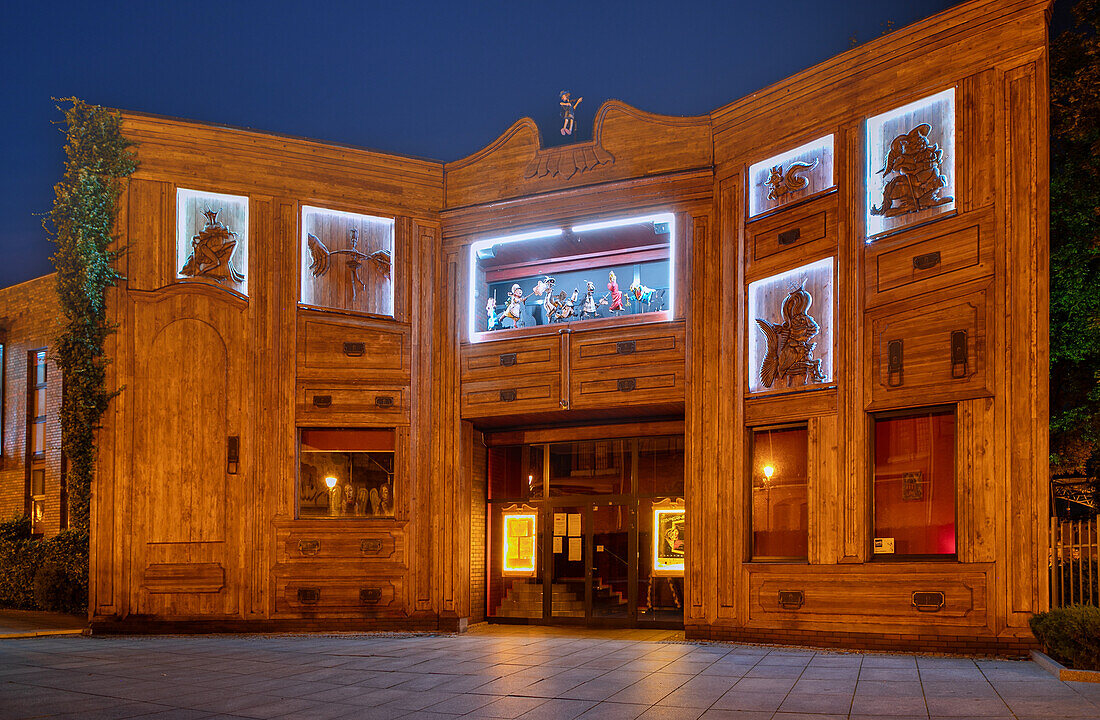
[0,274,66,535]
[470,430,487,623]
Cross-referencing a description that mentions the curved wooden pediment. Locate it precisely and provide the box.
[445,100,712,209]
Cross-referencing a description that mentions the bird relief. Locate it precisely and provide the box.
[307,227,391,299]
[871,123,953,218]
[755,282,826,389]
[763,158,819,202]
[180,209,244,283]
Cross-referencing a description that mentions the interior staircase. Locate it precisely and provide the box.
[494,577,629,618]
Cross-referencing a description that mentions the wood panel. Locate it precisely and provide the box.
[296,384,409,425]
[275,576,404,615]
[276,526,405,567]
[462,336,559,382]
[570,323,685,371]
[297,314,410,381]
[746,193,838,281]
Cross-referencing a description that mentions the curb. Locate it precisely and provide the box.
[0,629,85,640]
[1032,650,1100,683]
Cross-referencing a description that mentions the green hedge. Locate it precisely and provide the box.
[0,516,87,614]
[1030,605,1100,671]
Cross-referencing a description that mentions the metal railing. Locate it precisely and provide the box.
[1051,517,1099,607]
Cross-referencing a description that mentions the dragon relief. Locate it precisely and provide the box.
[763,157,819,201]
[180,209,244,283]
[755,282,826,389]
[871,122,953,218]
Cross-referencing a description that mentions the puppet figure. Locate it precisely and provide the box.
[601,270,625,314]
[629,280,665,312]
[181,209,245,283]
[486,295,499,331]
[871,123,953,218]
[533,276,556,324]
[755,282,826,389]
[557,288,578,321]
[581,281,599,319]
[560,90,583,136]
[500,283,526,328]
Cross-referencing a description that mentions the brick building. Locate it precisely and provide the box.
[0,274,66,535]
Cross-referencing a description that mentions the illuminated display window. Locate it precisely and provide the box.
[747,257,833,395]
[866,88,956,239]
[872,408,956,558]
[502,511,537,576]
[651,501,685,577]
[301,206,395,317]
[468,213,675,342]
[298,428,395,518]
[176,188,249,294]
[751,424,809,560]
[748,135,835,218]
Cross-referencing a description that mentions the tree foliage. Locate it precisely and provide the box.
[1050,0,1100,475]
[44,99,135,530]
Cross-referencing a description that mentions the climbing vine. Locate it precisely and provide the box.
[44,98,136,531]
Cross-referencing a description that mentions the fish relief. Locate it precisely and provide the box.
[755,282,826,389]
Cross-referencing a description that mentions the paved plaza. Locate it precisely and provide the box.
[2,626,1100,720]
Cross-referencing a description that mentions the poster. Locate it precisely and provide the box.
[653,507,686,576]
[568,537,582,562]
[553,536,562,554]
[553,513,567,535]
[567,513,581,537]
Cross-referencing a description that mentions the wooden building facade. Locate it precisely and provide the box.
[91,0,1051,653]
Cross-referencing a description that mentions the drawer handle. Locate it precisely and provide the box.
[343,341,366,357]
[360,538,384,556]
[500,389,517,402]
[297,539,320,556]
[297,587,321,605]
[778,228,801,246]
[913,251,941,270]
[951,330,968,379]
[360,587,383,605]
[778,590,804,610]
[617,378,636,392]
[616,340,636,355]
[912,591,945,612]
[227,435,239,475]
[499,353,517,367]
[312,395,332,408]
[886,339,903,387]
[375,395,395,409]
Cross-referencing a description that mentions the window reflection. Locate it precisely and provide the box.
[299,428,395,518]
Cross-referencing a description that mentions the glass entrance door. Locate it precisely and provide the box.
[548,506,586,620]
[590,502,634,621]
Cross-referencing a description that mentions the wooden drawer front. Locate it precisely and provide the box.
[750,572,986,628]
[571,323,685,371]
[297,385,407,422]
[570,363,684,409]
[462,375,562,418]
[870,285,991,408]
[747,194,836,276]
[300,318,409,378]
[277,577,402,614]
[868,212,992,306]
[278,529,403,565]
[462,337,559,382]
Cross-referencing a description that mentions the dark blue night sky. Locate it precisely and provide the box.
[1,0,963,289]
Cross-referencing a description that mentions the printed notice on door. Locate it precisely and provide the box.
[567,513,581,537]
[568,537,582,562]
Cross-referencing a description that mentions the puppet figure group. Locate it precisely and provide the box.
[486,270,666,331]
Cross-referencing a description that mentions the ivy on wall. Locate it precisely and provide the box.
[44,98,136,531]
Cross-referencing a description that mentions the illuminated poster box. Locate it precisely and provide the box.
[502,512,537,576]
[653,504,685,577]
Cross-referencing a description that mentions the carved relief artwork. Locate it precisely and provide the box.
[524,144,615,181]
[180,209,245,283]
[755,283,827,389]
[871,123,953,218]
[764,158,820,201]
[308,228,391,299]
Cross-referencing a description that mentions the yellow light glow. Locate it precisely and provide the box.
[502,513,537,576]
[324,476,338,489]
[763,465,775,479]
[652,506,685,577]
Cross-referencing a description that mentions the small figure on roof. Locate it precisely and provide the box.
[560,90,583,136]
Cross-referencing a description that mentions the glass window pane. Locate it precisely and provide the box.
[637,436,685,496]
[33,387,46,417]
[549,440,629,496]
[35,352,46,385]
[751,426,809,559]
[298,428,395,518]
[488,445,543,501]
[32,422,45,455]
[31,469,45,496]
[873,410,956,556]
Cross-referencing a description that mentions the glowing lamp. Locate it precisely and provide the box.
[763,465,775,480]
[324,476,338,489]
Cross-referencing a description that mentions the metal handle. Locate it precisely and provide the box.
[297,539,320,557]
[343,341,365,357]
[499,389,517,402]
[616,340,636,355]
[913,251,941,270]
[227,436,239,475]
[360,538,384,555]
[778,228,801,246]
[950,330,968,379]
[617,378,636,392]
[360,588,383,605]
[912,591,945,612]
[778,590,804,610]
[887,339,903,387]
[312,395,332,408]
[297,587,321,605]
[499,353,517,367]
[374,395,395,409]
